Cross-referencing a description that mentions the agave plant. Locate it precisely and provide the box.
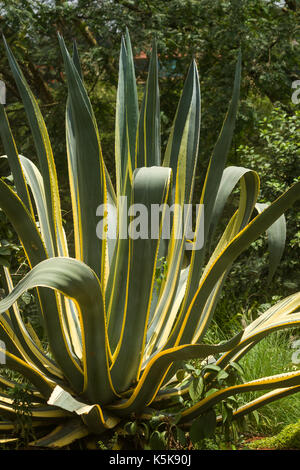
[0,30,299,448]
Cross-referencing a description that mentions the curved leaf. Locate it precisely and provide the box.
[108,332,243,416]
[136,39,161,167]
[166,181,300,348]
[0,106,33,213]
[180,369,300,423]
[3,36,67,258]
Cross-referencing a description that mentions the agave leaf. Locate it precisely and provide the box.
[156,59,243,379]
[180,369,300,423]
[72,40,83,79]
[80,404,121,434]
[108,332,243,416]
[0,178,49,266]
[0,32,299,446]
[179,169,261,349]
[146,80,201,360]
[66,41,117,269]
[2,266,64,381]
[246,292,300,333]
[124,28,139,174]
[106,233,130,362]
[0,159,82,359]
[230,314,300,369]
[163,59,201,205]
[0,394,70,419]
[198,169,260,293]
[145,265,190,361]
[200,51,242,236]
[0,422,19,432]
[214,293,300,370]
[110,167,172,392]
[230,385,300,421]
[0,257,116,404]
[167,181,300,348]
[29,419,89,448]
[18,155,55,257]
[72,40,117,210]
[184,51,242,309]
[208,166,260,246]
[65,81,81,261]
[59,35,109,285]
[0,268,63,380]
[0,179,83,391]
[136,38,161,168]
[0,310,34,360]
[0,342,54,399]
[47,385,120,434]
[115,37,130,197]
